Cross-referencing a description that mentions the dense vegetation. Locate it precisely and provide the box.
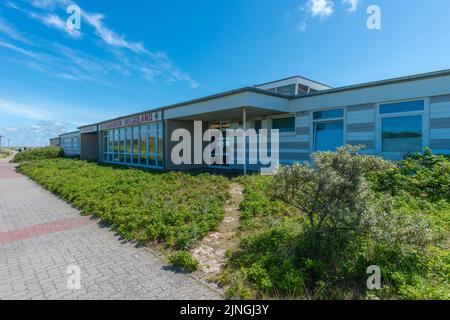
[222,147,449,300]
[18,159,229,250]
[12,147,65,163]
[17,149,449,299]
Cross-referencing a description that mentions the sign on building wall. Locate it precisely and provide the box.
[79,125,98,134]
[99,111,161,130]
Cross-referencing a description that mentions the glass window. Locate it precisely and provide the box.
[119,129,125,163]
[108,132,114,160]
[158,133,163,159]
[101,122,163,168]
[313,109,344,120]
[125,128,132,163]
[380,100,424,114]
[314,121,344,152]
[149,123,158,132]
[272,117,295,133]
[132,127,139,164]
[382,116,422,153]
[140,127,147,165]
[275,84,296,95]
[148,155,157,167]
[149,131,157,154]
[114,134,119,162]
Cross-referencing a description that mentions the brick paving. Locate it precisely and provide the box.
[0,157,221,300]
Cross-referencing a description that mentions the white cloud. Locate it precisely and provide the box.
[28,11,82,38]
[27,0,71,10]
[0,98,56,121]
[0,40,40,58]
[308,0,334,17]
[0,16,30,43]
[5,0,199,88]
[83,12,147,54]
[0,121,68,147]
[342,0,359,12]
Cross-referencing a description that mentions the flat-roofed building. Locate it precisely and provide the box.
[55,69,450,172]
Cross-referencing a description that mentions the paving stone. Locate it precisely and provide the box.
[0,158,220,300]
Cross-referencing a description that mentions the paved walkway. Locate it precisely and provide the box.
[0,157,221,300]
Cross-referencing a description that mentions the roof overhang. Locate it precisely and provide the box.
[164,90,290,120]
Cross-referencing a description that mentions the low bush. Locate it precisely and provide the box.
[368,148,450,201]
[18,159,229,250]
[168,252,199,272]
[223,146,449,300]
[12,147,65,163]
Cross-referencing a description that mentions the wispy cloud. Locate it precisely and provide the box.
[4,0,198,88]
[0,16,30,43]
[0,40,40,58]
[342,0,359,12]
[8,1,82,38]
[0,98,56,120]
[81,12,199,88]
[83,12,147,54]
[30,11,82,38]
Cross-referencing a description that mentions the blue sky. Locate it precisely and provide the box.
[1,0,450,146]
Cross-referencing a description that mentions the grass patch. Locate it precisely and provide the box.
[168,251,199,272]
[18,158,230,250]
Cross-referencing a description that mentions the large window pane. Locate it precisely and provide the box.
[126,128,132,163]
[275,84,296,95]
[149,131,157,154]
[314,121,344,151]
[272,117,295,133]
[132,126,139,164]
[380,100,424,114]
[114,133,119,162]
[119,129,125,163]
[382,116,422,153]
[148,155,157,167]
[140,127,147,165]
[108,133,114,160]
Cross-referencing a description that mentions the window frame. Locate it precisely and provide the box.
[312,108,345,152]
[269,114,296,136]
[375,98,430,158]
[101,122,163,169]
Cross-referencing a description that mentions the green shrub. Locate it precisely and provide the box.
[223,146,449,300]
[271,145,393,237]
[12,147,65,163]
[368,148,450,201]
[18,159,229,250]
[168,252,199,272]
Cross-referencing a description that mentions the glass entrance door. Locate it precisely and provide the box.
[209,121,234,167]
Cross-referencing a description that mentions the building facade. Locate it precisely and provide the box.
[49,137,60,148]
[58,70,450,172]
[60,131,81,157]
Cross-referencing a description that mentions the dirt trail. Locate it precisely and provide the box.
[192,182,243,276]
